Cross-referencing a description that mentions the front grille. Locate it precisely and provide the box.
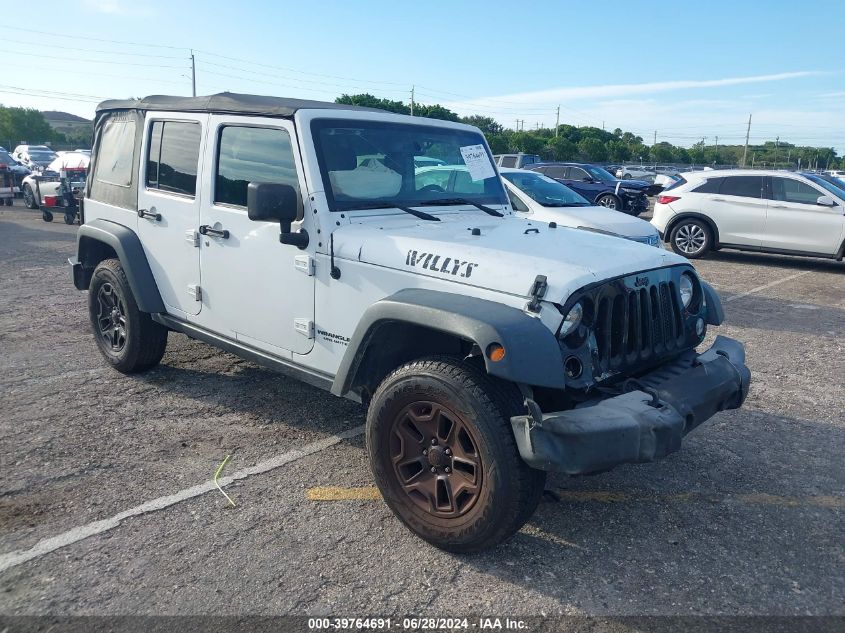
[592,278,685,376]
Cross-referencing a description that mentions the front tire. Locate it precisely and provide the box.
[88,258,168,373]
[23,184,37,209]
[670,219,712,258]
[595,193,621,210]
[367,356,545,553]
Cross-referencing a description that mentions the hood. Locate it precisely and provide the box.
[536,205,657,238]
[616,179,651,191]
[333,212,684,303]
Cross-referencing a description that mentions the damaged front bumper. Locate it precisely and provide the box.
[511,335,751,475]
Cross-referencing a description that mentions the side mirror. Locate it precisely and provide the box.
[816,195,837,207]
[247,182,308,249]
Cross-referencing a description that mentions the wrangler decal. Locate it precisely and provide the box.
[406,250,478,278]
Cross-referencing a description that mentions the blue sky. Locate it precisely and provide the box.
[2,0,843,151]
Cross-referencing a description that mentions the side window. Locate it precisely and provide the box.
[146,121,201,197]
[546,166,567,179]
[569,167,589,181]
[500,156,517,168]
[719,176,763,199]
[215,126,299,207]
[93,118,136,187]
[507,189,529,212]
[771,178,823,205]
[692,177,723,193]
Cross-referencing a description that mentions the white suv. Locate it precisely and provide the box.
[71,93,750,552]
[652,170,845,260]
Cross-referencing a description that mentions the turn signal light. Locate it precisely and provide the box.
[487,343,506,362]
[657,195,680,205]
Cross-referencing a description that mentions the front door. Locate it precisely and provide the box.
[137,113,207,318]
[194,115,315,356]
[763,176,845,255]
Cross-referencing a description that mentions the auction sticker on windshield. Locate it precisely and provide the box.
[459,144,496,181]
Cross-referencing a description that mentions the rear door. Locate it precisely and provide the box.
[137,114,207,318]
[698,175,766,247]
[763,176,845,255]
[194,115,315,356]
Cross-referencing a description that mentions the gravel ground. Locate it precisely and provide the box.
[0,199,843,624]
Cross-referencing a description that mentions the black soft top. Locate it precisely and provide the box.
[96,92,382,118]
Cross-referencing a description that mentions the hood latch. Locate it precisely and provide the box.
[526,274,548,313]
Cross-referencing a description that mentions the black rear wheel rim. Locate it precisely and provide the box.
[96,282,127,352]
[389,401,483,519]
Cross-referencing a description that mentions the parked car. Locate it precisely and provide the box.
[493,153,542,168]
[500,168,660,246]
[0,148,31,178]
[526,162,653,215]
[617,165,657,180]
[13,145,58,170]
[651,169,845,260]
[21,152,89,211]
[71,92,749,552]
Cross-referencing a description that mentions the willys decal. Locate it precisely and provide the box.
[406,250,478,278]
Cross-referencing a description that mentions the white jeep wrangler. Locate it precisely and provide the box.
[71,93,750,552]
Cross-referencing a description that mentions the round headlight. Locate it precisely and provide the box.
[679,273,695,308]
[560,302,583,337]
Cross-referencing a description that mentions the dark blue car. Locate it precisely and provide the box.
[526,162,654,215]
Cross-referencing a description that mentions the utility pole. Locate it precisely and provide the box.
[653,130,657,146]
[410,86,414,116]
[774,136,779,169]
[787,148,791,167]
[555,106,560,137]
[741,113,752,167]
[190,50,196,97]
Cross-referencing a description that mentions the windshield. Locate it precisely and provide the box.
[584,165,617,183]
[312,119,507,211]
[502,171,591,206]
[805,174,845,199]
[29,152,56,161]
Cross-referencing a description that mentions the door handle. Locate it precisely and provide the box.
[770,204,787,209]
[708,197,725,202]
[138,208,161,221]
[199,225,230,239]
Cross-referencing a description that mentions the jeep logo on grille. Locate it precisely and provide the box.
[634,276,649,288]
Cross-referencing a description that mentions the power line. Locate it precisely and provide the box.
[0,25,189,50]
[0,47,187,69]
[0,35,185,59]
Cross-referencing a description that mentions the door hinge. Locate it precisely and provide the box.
[188,284,202,301]
[294,255,315,276]
[294,318,314,338]
[185,230,200,247]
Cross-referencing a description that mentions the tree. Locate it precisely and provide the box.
[577,137,607,162]
[0,106,59,145]
[460,115,503,136]
[335,94,410,115]
[649,142,674,163]
[606,140,630,163]
[414,103,460,122]
[510,131,546,155]
[545,137,577,161]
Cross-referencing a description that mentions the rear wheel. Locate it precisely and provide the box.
[367,356,545,553]
[3,198,12,207]
[64,212,76,225]
[670,219,711,258]
[88,258,168,373]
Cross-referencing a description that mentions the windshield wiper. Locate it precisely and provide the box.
[342,202,440,221]
[419,198,504,217]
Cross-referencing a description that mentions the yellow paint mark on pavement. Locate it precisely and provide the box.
[306,486,382,501]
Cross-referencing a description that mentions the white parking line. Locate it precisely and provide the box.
[724,270,812,303]
[0,424,365,574]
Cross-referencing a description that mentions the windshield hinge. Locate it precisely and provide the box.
[294,255,315,276]
[526,275,547,313]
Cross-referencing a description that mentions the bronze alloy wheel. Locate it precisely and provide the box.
[390,400,482,518]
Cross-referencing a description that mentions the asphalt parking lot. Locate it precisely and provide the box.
[0,199,843,619]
